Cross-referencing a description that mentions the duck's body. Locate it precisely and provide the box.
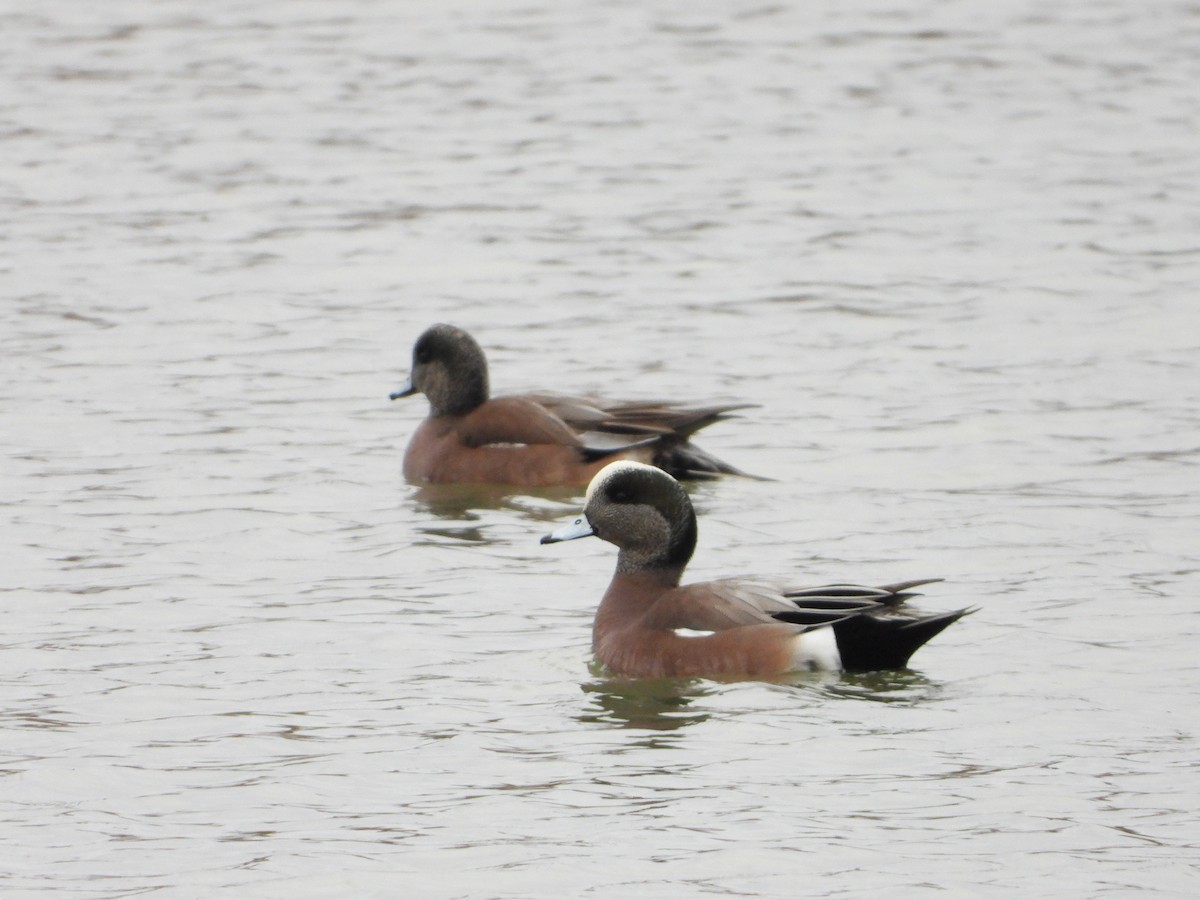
[593,572,827,677]
[543,461,972,678]
[401,397,622,487]
[392,325,750,487]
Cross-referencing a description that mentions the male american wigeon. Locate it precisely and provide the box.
[542,461,972,678]
[391,324,753,487]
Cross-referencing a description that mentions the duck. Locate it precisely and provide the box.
[541,460,972,678]
[391,324,753,487]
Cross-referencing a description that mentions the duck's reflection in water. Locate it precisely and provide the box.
[579,672,716,732]
[579,665,943,733]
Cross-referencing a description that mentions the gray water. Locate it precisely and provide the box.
[4,0,1199,896]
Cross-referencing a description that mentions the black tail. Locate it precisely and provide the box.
[833,608,974,672]
[654,438,765,481]
[576,434,763,481]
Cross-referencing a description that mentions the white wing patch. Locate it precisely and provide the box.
[674,628,717,639]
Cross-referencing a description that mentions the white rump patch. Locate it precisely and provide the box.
[673,628,716,639]
[789,627,842,673]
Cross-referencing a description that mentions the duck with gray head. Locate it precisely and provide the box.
[542,461,973,678]
[391,324,755,487]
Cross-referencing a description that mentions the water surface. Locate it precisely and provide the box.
[4,0,1199,896]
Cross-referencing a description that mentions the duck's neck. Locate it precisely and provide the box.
[428,372,487,418]
[612,555,685,585]
[595,566,682,638]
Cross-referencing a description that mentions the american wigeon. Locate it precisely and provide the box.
[391,324,753,487]
[541,461,972,678]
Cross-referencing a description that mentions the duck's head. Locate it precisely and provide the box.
[390,323,489,416]
[543,461,698,575]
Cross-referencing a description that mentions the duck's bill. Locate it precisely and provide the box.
[541,515,594,544]
[389,378,416,401]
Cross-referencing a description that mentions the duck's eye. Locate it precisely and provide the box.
[609,487,632,503]
[415,348,432,364]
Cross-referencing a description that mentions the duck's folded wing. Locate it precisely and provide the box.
[645,578,865,633]
[642,577,947,634]
[780,579,945,612]
[527,393,753,438]
[596,401,755,438]
[462,397,665,459]
[457,398,584,448]
[527,393,672,436]
[463,395,690,464]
